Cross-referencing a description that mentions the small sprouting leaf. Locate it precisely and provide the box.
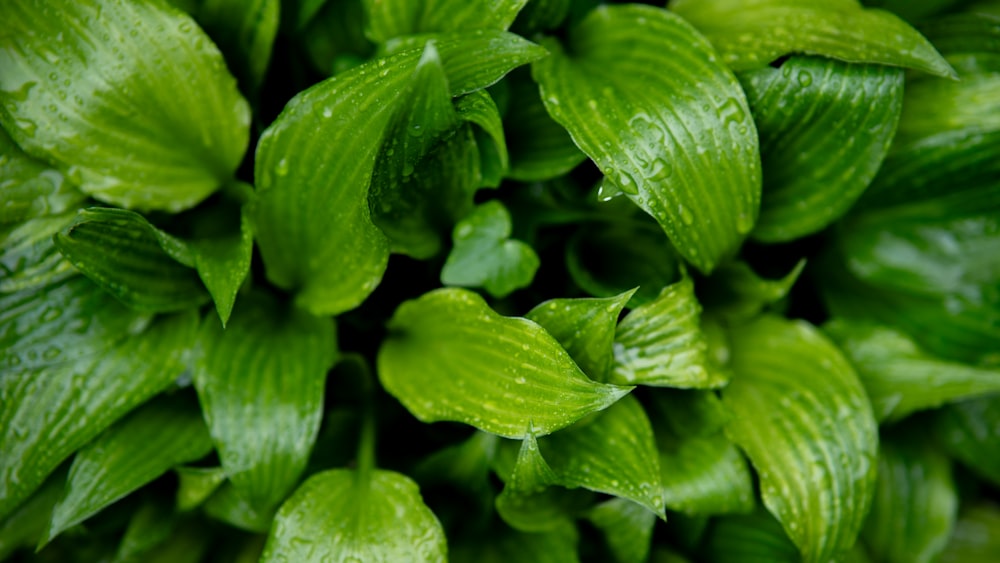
[54,208,210,313]
[532,4,761,273]
[511,0,571,35]
[503,73,586,182]
[935,396,1000,487]
[45,396,213,543]
[378,288,631,438]
[441,201,540,298]
[451,520,579,563]
[193,292,337,509]
[262,468,447,562]
[704,509,801,563]
[862,429,957,563]
[187,209,253,326]
[738,56,904,242]
[364,0,528,43]
[526,290,634,382]
[0,0,250,211]
[0,127,84,225]
[723,316,878,562]
[194,0,280,93]
[670,0,955,77]
[175,466,227,512]
[700,260,805,323]
[824,320,1000,422]
[299,0,374,75]
[611,276,722,389]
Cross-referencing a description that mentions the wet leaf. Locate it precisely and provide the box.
[195,0,280,93]
[503,73,586,182]
[0,127,85,225]
[935,396,1000,487]
[365,0,528,42]
[700,260,805,323]
[588,498,656,563]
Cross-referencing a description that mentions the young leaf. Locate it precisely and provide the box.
[862,430,957,563]
[0,127,84,225]
[495,430,581,532]
[193,292,338,509]
[723,316,878,562]
[0,0,250,212]
[194,0,280,93]
[935,396,1000,486]
[441,201,540,298]
[670,0,955,77]
[700,260,805,323]
[187,209,253,326]
[364,0,528,43]
[588,498,657,563]
[261,469,447,562]
[378,288,631,438]
[533,4,761,273]
[503,73,586,182]
[526,290,634,382]
[45,396,212,543]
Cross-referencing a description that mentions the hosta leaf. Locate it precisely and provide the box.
[504,73,586,182]
[261,469,447,562]
[940,503,1000,563]
[195,0,280,93]
[862,429,957,563]
[54,208,209,313]
[532,4,761,273]
[935,396,1000,486]
[511,0,571,35]
[364,0,528,43]
[0,0,250,211]
[588,498,656,563]
[187,209,253,327]
[378,288,631,438]
[704,509,801,563]
[700,260,805,323]
[455,89,508,187]
[723,316,878,562]
[0,127,84,225]
[738,56,904,242]
[526,290,634,382]
[45,396,212,543]
[0,212,78,293]
[116,497,177,562]
[193,292,337,509]
[451,520,579,563]
[611,276,722,388]
[670,0,955,77]
[203,481,276,533]
[496,430,584,532]
[0,281,196,519]
[175,466,227,512]
[824,320,1000,422]
[300,0,373,75]
[0,470,63,560]
[441,201,540,297]
[251,31,544,315]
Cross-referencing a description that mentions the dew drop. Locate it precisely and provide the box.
[678,204,695,226]
[275,158,289,177]
[717,97,746,126]
[617,172,638,195]
[646,158,672,181]
[797,71,812,87]
[322,108,332,118]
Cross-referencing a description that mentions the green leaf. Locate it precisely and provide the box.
[588,498,656,563]
[511,0,571,35]
[670,0,955,77]
[0,279,197,519]
[175,466,227,512]
[503,72,586,182]
[496,430,583,532]
[704,509,801,563]
[611,276,723,388]
[378,288,631,438]
[193,292,337,509]
[532,4,761,273]
[824,320,1000,422]
[0,469,64,561]
[451,520,580,563]
[364,0,528,43]
[723,316,878,562]
[116,497,177,563]
[526,290,634,382]
[45,395,212,543]
[203,481,276,533]
[251,31,545,315]
[1,212,78,293]
[738,56,904,242]
[441,201,540,297]
[862,429,957,563]
[54,208,210,313]
[940,503,1000,563]
[700,260,805,323]
[195,0,280,93]
[0,127,84,225]
[0,0,250,211]
[455,89,509,186]
[261,468,447,562]
[140,519,211,563]
[299,0,373,75]
[935,396,1000,486]
[187,209,253,326]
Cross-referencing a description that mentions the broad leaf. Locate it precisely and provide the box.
[195,0,280,93]
[935,396,1000,486]
[0,127,84,225]
[45,396,212,543]
[700,260,805,323]
[187,209,253,326]
[723,316,878,562]
[0,0,250,211]
[365,0,528,42]
[203,481,276,533]
[862,429,957,563]
[533,4,761,273]
[378,288,631,438]
[455,89,508,187]
[193,292,337,509]
[503,72,586,181]
[704,509,801,563]
[588,498,656,563]
[261,469,447,562]
[251,31,545,315]
[495,430,584,532]
[738,56,904,242]
[441,201,540,297]
[825,320,1000,422]
[670,0,955,77]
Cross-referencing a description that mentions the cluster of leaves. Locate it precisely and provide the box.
[2,0,1000,561]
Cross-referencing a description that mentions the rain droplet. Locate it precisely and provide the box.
[678,205,695,226]
[322,108,332,118]
[275,158,289,177]
[646,158,672,181]
[617,172,638,195]
[717,98,746,126]
[797,71,812,87]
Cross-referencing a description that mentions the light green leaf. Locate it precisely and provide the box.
[0,212,78,293]
[862,429,957,563]
[532,4,761,273]
[935,396,1000,486]
[611,276,722,388]
[193,292,337,509]
[0,0,250,211]
[251,31,545,315]
[588,498,657,563]
[45,395,212,543]
[378,288,631,438]
[175,466,227,512]
[503,72,586,182]
[670,0,955,77]
[262,468,447,562]
[365,0,528,42]
[441,201,540,297]
[738,56,904,242]
[188,209,253,326]
[203,481,276,533]
[824,320,1000,422]
[0,127,84,225]
[723,315,878,562]
[496,430,582,532]
[940,503,1000,563]
[704,509,801,563]
[0,469,64,561]
[54,208,210,313]
[455,89,509,186]
[526,290,634,382]
[195,0,280,93]
[700,260,805,323]
[0,280,196,519]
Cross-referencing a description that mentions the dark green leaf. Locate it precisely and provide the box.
[364,0,528,42]
[503,73,586,182]
[193,292,337,509]
[671,0,955,77]
[723,316,878,562]
[0,0,250,211]
[195,0,280,93]
[115,497,178,563]
[496,430,582,532]
[704,509,800,563]
[203,481,276,533]
[533,4,761,272]
[0,469,64,561]
[455,89,509,187]
[175,466,226,512]
[940,503,1000,563]
[299,0,373,75]
[935,396,1000,486]
[261,468,447,562]
[0,127,84,225]
[187,209,253,326]
[450,520,580,563]
[378,288,631,438]
[588,498,656,563]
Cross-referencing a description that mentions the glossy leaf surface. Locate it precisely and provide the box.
[0,127,84,225]
[700,260,804,323]
[365,0,527,42]
[503,73,586,181]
